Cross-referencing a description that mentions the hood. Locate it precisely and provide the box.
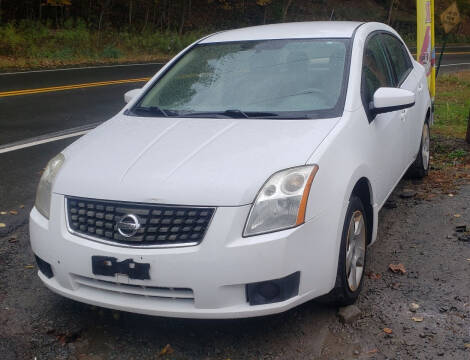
[55,114,339,206]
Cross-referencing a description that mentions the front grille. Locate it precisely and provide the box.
[66,196,215,247]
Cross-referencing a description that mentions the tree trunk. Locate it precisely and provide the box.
[466,107,470,144]
[129,0,133,26]
[387,0,395,25]
[282,0,293,23]
[178,0,186,35]
[143,4,149,32]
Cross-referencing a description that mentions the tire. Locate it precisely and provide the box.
[323,195,368,306]
[408,121,430,179]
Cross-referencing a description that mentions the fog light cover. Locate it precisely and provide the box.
[246,272,300,306]
[35,255,53,279]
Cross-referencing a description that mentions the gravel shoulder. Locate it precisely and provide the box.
[1,179,469,360]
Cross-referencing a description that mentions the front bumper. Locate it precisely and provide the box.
[29,194,339,319]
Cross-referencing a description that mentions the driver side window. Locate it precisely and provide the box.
[362,35,394,114]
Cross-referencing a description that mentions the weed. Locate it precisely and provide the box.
[448,149,467,160]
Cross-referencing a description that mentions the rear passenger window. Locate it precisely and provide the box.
[362,36,394,109]
[381,34,413,85]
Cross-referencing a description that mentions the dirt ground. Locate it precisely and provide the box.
[1,136,470,360]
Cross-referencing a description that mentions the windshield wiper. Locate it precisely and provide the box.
[132,106,169,117]
[182,109,280,118]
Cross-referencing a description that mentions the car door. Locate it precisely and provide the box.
[380,33,421,166]
[361,33,406,206]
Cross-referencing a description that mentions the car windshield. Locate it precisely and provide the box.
[133,38,350,119]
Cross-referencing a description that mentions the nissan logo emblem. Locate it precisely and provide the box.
[117,214,141,238]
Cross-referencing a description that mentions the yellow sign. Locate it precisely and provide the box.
[440,2,460,34]
[417,0,435,98]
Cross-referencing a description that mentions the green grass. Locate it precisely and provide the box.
[433,71,470,138]
[0,21,205,71]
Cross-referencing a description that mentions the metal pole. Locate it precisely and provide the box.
[435,33,448,78]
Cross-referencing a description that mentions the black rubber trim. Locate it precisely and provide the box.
[371,101,415,115]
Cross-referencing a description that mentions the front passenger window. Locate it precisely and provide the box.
[362,36,394,110]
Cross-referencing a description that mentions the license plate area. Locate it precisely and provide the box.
[92,256,150,280]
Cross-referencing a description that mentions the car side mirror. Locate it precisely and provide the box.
[124,88,142,104]
[372,87,415,115]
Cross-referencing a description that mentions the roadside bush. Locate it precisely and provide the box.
[0,20,207,69]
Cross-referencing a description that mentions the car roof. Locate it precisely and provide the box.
[200,21,364,43]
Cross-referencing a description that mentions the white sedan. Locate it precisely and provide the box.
[30,21,431,318]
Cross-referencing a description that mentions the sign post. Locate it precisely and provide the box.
[416,0,435,99]
[436,2,461,77]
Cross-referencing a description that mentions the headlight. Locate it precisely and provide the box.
[35,153,65,219]
[244,165,319,237]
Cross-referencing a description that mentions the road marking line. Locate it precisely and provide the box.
[440,62,470,67]
[0,77,151,98]
[0,123,99,154]
[0,131,89,154]
[410,51,470,56]
[0,62,165,76]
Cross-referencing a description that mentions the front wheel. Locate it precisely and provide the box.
[408,121,430,178]
[324,195,367,306]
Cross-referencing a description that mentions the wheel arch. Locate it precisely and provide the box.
[351,177,374,245]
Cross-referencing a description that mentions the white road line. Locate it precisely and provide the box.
[0,62,165,76]
[0,130,89,154]
[440,62,470,67]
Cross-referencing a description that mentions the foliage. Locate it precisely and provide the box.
[434,71,470,139]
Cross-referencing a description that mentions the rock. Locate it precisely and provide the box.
[400,189,417,199]
[338,305,362,324]
[409,303,420,312]
[458,234,470,242]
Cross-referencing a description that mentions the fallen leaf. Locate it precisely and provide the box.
[367,272,382,280]
[464,343,470,349]
[0,223,6,228]
[466,259,470,262]
[8,236,17,243]
[449,193,454,197]
[383,327,393,334]
[367,349,378,355]
[9,210,18,215]
[389,263,406,274]
[454,214,462,218]
[412,316,424,322]
[159,344,174,356]
[19,205,24,209]
[24,265,34,269]
[0,211,6,215]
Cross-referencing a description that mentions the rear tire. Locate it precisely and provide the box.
[323,195,368,306]
[408,121,430,179]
